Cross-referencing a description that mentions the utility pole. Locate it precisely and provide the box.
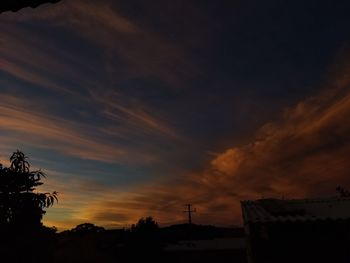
[184,204,196,225]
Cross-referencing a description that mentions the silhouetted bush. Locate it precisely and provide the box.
[0,150,58,262]
[0,150,57,233]
[117,216,162,261]
[71,223,105,236]
[131,216,159,234]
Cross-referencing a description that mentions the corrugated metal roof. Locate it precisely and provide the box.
[241,197,350,223]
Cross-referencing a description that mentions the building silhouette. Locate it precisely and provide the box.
[241,197,350,263]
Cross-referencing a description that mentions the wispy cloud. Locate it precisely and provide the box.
[0,94,158,164]
[92,90,181,139]
[1,0,194,86]
[0,2,186,143]
[72,61,350,228]
[2,0,349,230]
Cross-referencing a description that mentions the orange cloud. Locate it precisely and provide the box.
[68,65,350,229]
[3,1,349,230]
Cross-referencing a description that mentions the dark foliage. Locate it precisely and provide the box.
[336,186,350,197]
[127,217,162,259]
[70,223,105,235]
[131,216,159,233]
[0,150,57,232]
[0,151,59,262]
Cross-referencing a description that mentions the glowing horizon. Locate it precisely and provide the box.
[1,0,350,231]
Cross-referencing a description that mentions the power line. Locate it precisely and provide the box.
[183,204,196,225]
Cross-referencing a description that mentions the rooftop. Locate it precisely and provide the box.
[241,197,350,223]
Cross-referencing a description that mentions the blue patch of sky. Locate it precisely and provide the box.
[25,146,164,187]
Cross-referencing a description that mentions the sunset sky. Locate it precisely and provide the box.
[1,0,350,230]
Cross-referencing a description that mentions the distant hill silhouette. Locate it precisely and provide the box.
[0,0,61,13]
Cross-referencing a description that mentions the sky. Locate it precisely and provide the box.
[0,0,350,230]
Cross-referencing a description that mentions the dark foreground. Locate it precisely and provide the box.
[1,224,247,263]
[52,247,247,263]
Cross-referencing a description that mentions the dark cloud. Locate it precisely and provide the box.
[97,61,350,226]
[1,0,350,229]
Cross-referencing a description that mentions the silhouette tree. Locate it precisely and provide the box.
[131,216,159,234]
[0,150,57,231]
[71,223,105,235]
[336,186,350,197]
[128,216,162,258]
